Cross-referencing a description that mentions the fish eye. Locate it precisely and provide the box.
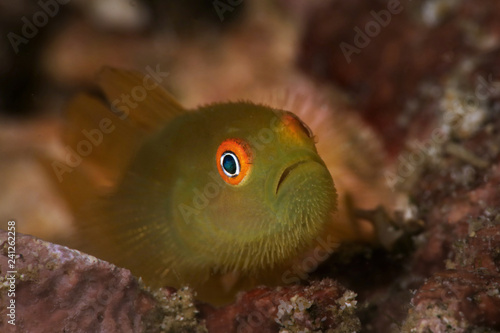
[216,138,252,185]
[220,152,240,177]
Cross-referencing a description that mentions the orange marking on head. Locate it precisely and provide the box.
[281,112,314,139]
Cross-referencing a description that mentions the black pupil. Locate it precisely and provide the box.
[222,153,237,175]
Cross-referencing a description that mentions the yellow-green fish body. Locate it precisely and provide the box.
[50,68,392,304]
[101,101,335,278]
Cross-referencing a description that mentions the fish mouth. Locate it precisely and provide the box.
[275,160,308,194]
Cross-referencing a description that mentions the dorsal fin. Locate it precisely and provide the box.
[62,93,147,190]
[97,67,185,132]
[44,67,186,214]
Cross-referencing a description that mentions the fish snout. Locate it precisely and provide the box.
[266,151,330,200]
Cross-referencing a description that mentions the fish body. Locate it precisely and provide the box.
[101,102,336,280]
[51,68,392,304]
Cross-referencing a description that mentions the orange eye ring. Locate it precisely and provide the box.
[216,138,253,186]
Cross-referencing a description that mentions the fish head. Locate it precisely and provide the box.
[171,102,337,271]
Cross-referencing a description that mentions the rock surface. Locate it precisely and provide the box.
[203,279,360,333]
[0,231,206,333]
[1,232,362,332]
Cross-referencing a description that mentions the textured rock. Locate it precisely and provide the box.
[203,279,360,333]
[0,231,207,333]
[409,198,500,330]
[294,2,500,330]
[0,231,361,332]
[297,0,500,155]
[407,268,500,331]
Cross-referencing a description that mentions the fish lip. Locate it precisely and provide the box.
[275,160,309,194]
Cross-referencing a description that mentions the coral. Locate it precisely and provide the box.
[152,287,208,333]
